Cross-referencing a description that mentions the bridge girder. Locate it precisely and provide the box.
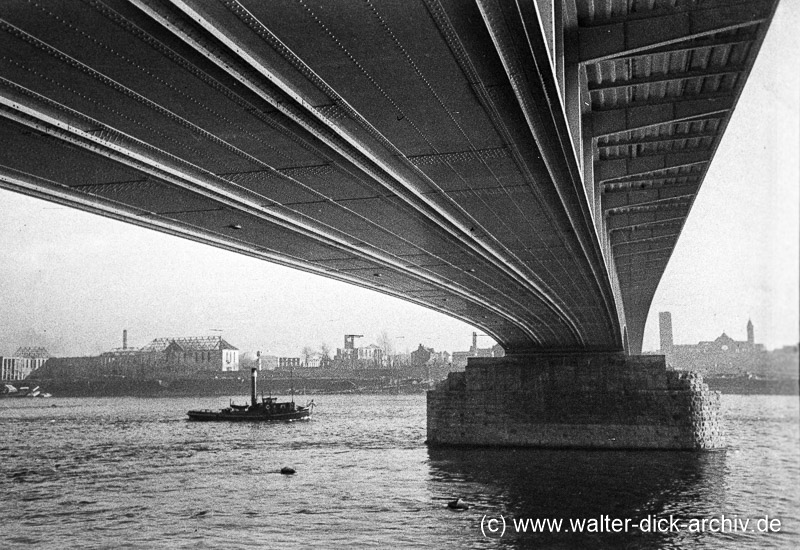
[0,0,777,354]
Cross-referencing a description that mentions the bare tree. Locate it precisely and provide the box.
[376,330,395,368]
[377,330,394,356]
[319,342,332,368]
[300,345,314,367]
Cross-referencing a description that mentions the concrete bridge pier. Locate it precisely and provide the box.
[427,353,722,450]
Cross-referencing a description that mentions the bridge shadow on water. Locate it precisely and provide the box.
[427,446,727,549]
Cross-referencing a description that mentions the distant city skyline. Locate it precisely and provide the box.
[1,2,797,359]
[641,1,799,353]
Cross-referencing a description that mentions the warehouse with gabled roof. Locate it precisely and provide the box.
[138,336,240,373]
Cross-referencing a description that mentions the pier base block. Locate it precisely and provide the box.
[427,353,722,449]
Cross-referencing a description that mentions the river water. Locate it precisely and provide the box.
[1,394,797,549]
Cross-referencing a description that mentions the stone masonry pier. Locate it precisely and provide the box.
[427,353,722,450]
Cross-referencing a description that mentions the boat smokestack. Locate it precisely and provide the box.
[251,366,258,407]
[123,329,128,350]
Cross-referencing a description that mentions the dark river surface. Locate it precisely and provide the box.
[1,394,797,549]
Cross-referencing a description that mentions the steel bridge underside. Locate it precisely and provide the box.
[0,0,776,354]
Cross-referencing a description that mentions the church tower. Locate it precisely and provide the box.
[747,319,754,346]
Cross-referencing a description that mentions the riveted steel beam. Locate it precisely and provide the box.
[578,0,773,64]
[613,245,675,260]
[603,192,696,212]
[475,0,622,349]
[589,64,747,92]
[612,231,681,248]
[591,35,755,64]
[0,85,541,347]
[597,129,718,149]
[607,215,686,233]
[597,150,711,182]
[590,96,735,138]
[130,0,602,348]
[0,163,519,343]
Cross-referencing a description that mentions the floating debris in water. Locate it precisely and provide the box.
[280,467,296,475]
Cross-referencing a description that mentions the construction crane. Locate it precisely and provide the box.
[344,334,363,350]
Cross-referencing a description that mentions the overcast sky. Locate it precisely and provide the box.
[642,0,799,351]
[1,3,797,358]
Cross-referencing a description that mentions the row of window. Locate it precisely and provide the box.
[1,357,37,380]
[165,351,227,362]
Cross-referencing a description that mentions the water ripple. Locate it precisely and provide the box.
[0,394,796,549]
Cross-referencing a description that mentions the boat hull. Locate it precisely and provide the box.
[187,409,311,422]
[187,366,314,422]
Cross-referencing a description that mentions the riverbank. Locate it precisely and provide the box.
[705,376,798,395]
[8,375,432,398]
[7,373,797,398]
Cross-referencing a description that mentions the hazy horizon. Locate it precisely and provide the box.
[1,2,797,359]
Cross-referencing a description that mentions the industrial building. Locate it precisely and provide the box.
[139,336,240,373]
[334,335,386,369]
[34,333,240,380]
[278,357,302,370]
[1,347,50,381]
[451,333,504,369]
[2,357,37,381]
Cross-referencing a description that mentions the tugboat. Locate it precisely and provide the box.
[187,353,313,422]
